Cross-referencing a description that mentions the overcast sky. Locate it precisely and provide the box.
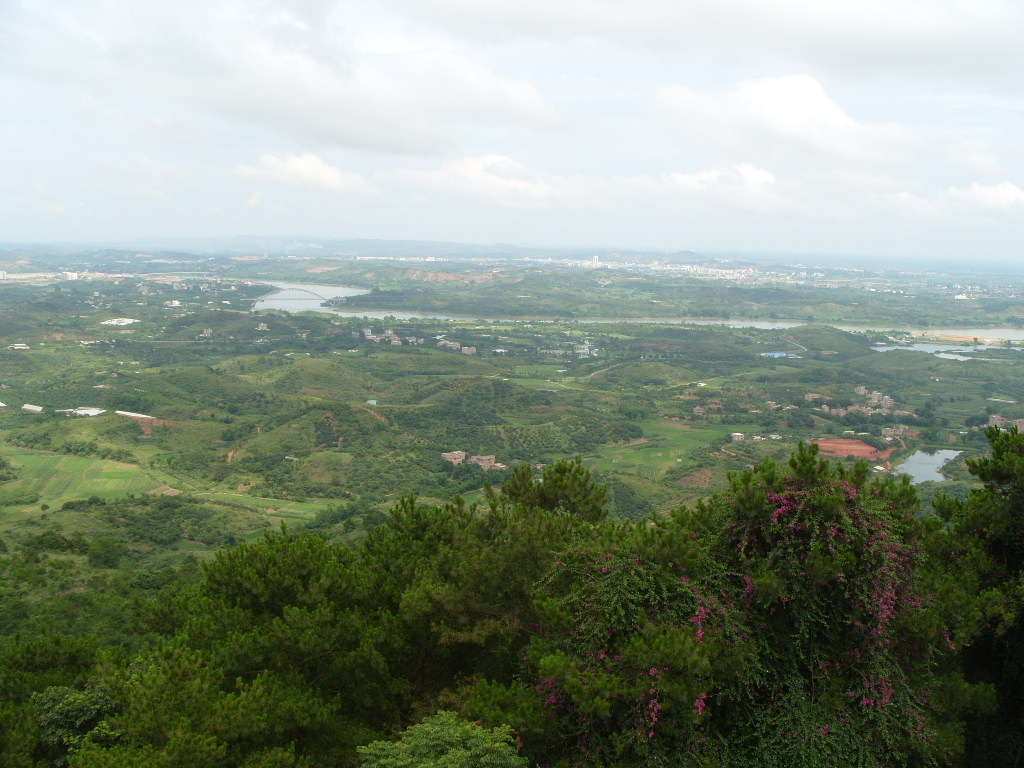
[2,0,1022,261]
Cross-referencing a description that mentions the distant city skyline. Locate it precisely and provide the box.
[2,1,1022,262]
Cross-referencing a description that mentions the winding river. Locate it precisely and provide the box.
[250,281,1024,342]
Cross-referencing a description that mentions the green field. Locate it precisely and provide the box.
[0,446,168,510]
[588,420,748,476]
[195,490,326,526]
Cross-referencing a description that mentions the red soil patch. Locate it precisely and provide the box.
[812,439,893,461]
[678,468,713,488]
[121,414,177,437]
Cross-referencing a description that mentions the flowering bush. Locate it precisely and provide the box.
[706,443,955,766]
[489,444,961,767]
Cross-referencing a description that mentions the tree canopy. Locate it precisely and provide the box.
[1,434,1022,766]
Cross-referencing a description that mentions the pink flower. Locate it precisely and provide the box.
[942,627,957,651]
[694,692,707,716]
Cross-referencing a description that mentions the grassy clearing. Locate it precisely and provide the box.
[509,378,571,391]
[587,420,756,480]
[0,446,166,509]
[195,491,325,524]
[511,364,569,377]
[0,444,349,524]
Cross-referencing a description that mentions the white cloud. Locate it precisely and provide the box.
[396,155,571,206]
[403,52,560,128]
[0,1,560,154]
[662,164,783,214]
[668,164,775,192]
[375,0,1024,86]
[944,181,1024,212]
[945,141,1005,176]
[236,153,374,193]
[658,75,906,168]
[5,195,68,215]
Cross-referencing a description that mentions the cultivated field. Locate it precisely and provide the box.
[0,446,167,510]
[811,439,893,461]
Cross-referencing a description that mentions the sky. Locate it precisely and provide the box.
[1,0,1023,261]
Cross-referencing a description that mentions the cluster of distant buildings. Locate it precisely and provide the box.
[441,451,508,471]
[0,270,103,282]
[436,339,477,355]
[355,327,427,347]
[729,432,783,443]
[987,414,1024,432]
[539,339,598,359]
[808,387,912,419]
[350,327,484,355]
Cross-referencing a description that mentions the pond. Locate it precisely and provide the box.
[896,449,963,484]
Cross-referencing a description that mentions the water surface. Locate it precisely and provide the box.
[897,449,963,484]
[249,282,1024,339]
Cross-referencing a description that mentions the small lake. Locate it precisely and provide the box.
[896,449,963,484]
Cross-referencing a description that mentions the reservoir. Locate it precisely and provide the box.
[896,449,963,484]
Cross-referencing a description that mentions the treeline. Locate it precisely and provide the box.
[2,432,1023,767]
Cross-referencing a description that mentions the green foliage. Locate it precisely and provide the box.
[0,454,16,482]
[357,711,526,768]
[940,427,1024,766]
[702,445,956,766]
[33,681,119,766]
[499,456,608,523]
[86,537,127,568]
[476,445,964,766]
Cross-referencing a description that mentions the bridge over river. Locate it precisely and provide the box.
[265,287,334,302]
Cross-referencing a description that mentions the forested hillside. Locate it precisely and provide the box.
[2,433,1022,767]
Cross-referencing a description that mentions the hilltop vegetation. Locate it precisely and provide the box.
[1,440,1023,767]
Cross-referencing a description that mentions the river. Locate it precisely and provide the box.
[250,281,1024,340]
